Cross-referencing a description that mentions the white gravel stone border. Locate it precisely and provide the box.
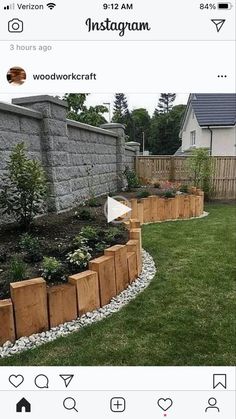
[143,211,209,225]
[0,250,156,359]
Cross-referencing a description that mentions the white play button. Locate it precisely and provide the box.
[105,196,131,223]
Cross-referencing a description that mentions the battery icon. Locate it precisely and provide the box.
[218,2,233,8]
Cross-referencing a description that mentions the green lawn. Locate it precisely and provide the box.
[1,203,235,366]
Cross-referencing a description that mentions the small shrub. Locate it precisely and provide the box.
[19,233,42,262]
[67,248,92,270]
[73,235,89,248]
[153,182,161,189]
[80,226,100,242]
[179,184,189,194]
[124,166,140,190]
[0,143,47,229]
[41,256,63,282]
[104,227,122,243]
[163,190,176,199]
[86,197,101,207]
[75,208,94,220]
[9,257,27,282]
[95,242,106,253]
[136,190,150,199]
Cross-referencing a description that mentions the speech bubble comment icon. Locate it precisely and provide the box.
[34,374,49,389]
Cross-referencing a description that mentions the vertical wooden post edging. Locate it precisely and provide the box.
[0,299,15,345]
[130,219,141,229]
[157,197,165,221]
[189,195,196,217]
[104,245,129,294]
[141,197,151,223]
[137,202,144,224]
[127,252,138,283]
[47,284,78,328]
[89,255,116,306]
[69,270,100,316]
[177,195,185,218]
[183,195,190,219]
[130,199,138,219]
[126,239,141,276]
[10,278,49,339]
[150,196,158,222]
[195,195,202,217]
[129,228,142,274]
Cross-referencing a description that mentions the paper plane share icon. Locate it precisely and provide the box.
[211,19,226,32]
[59,374,74,388]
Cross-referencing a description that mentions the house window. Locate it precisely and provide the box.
[190,130,196,146]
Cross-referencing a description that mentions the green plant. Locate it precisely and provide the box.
[19,233,42,262]
[80,226,100,242]
[9,257,27,282]
[187,148,214,197]
[163,189,176,198]
[67,248,92,270]
[0,143,47,229]
[75,208,94,220]
[41,256,63,282]
[179,184,189,194]
[86,197,101,207]
[124,166,140,190]
[95,242,107,252]
[104,227,122,243]
[136,190,150,199]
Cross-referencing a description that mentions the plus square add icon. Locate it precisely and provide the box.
[110,397,126,412]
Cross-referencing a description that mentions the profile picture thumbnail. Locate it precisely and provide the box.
[7,66,26,85]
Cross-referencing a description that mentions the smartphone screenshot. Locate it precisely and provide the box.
[0,1,235,418]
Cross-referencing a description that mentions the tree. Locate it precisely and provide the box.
[112,93,130,124]
[187,148,214,198]
[150,104,186,155]
[129,108,151,149]
[64,93,108,127]
[155,93,176,114]
[0,143,47,229]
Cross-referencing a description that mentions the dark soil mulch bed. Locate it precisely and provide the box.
[0,195,129,300]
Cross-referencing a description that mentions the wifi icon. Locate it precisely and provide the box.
[47,2,56,9]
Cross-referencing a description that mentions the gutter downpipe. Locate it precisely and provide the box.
[207,126,213,156]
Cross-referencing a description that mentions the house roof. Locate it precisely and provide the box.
[183,93,236,128]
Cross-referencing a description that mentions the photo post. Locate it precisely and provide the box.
[0,1,235,418]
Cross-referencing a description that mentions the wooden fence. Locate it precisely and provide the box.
[135,156,236,199]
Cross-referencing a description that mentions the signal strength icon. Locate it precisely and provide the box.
[4,3,15,10]
[47,2,56,9]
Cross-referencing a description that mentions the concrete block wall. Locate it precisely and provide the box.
[0,96,139,220]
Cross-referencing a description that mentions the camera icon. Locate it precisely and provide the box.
[8,18,24,33]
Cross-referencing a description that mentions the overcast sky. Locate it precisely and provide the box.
[0,93,189,117]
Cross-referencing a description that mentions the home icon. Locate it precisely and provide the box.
[16,398,31,413]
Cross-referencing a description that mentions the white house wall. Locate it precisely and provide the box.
[181,107,236,156]
[211,127,236,156]
[181,109,205,151]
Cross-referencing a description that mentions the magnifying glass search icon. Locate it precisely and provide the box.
[63,397,78,413]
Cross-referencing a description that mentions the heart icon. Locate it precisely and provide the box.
[9,375,24,388]
[157,398,173,411]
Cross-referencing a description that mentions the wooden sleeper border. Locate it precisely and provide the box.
[0,189,204,346]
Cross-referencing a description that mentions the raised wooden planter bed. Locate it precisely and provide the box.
[125,189,204,225]
[0,189,204,347]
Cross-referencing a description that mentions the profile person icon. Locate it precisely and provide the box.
[7,66,26,85]
[205,398,220,413]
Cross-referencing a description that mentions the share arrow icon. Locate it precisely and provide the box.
[211,19,226,32]
[59,374,74,388]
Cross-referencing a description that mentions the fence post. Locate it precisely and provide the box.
[169,157,175,182]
